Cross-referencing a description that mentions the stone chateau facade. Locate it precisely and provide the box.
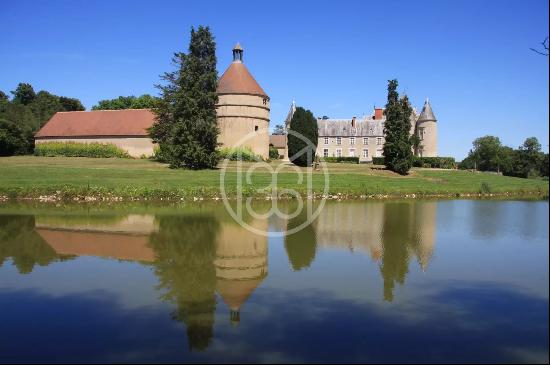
[271,99,438,163]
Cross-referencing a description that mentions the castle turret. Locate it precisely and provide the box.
[217,43,270,159]
[415,99,437,157]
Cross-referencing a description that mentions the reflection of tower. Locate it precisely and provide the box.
[214,219,268,325]
[410,202,437,271]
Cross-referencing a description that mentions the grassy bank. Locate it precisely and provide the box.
[0,156,547,201]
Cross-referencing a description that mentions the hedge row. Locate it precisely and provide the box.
[322,156,360,164]
[219,147,263,162]
[371,156,456,169]
[34,142,131,158]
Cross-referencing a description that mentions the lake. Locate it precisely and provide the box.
[0,200,548,363]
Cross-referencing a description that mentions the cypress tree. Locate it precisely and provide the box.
[150,26,220,169]
[287,107,318,167]
[383,80,414,175]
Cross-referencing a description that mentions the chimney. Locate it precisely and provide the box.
[374,107,384,120]
[351,116,356,128]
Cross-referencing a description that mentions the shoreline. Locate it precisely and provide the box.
[1,189,547,204]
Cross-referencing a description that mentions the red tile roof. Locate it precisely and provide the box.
[217,62,268,97]
[269,135,286,148]
[35,109,156,138]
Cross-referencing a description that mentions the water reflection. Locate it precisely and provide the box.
[0,200,547,362]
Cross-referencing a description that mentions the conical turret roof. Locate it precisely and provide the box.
[217,45,268,97]
[418,99,437,122]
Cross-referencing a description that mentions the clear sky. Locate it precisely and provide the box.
[1,0,548,159]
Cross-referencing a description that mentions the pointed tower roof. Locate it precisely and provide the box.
[217,44,268,97]
[284,100,296,126]
[418,98,437,122]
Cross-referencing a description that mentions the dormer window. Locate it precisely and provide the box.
[263,98,267,105]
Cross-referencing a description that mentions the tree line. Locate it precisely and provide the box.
[0,83,84,156]
[459,136,548,178]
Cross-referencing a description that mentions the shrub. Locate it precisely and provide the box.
[480,182,492,194]
[322,156,359,164]
[412,157,456,169]
[219,147,263,162]
[269,145,280,159]
[372,157,385,165]
[34,142,130,158]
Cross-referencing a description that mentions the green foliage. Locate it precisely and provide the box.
[11,83,36,105]
[34,142,131,158]
[322,156,359,164]
[0,119,31,156]
[272,124,285,135]
[287,106,318,167]
[150,26,220,170]
[269,145,280,159]
[479,182,492,194]
[461,136,547,178]
[0,83,85,155]
[372,157,385,165]
[92,94,159,110]
[219,147,262,162]
[412,157,456,169]
[383,80,414,175]
[0,91,8,102]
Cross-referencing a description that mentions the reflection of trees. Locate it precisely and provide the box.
[0,215,73,274]
[284,211,317,271]
[379,202,437,302]
[148,215,220,351]
[380,203,412,302]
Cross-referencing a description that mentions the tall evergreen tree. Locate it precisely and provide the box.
[287,106,318,167]
[150,26,220,169]
[383,80,414,175]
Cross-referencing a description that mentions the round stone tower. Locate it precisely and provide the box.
[415,99,438,157]
[217,43,270,159]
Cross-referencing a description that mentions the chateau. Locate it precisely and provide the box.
[35,44,271,159]
[35,43,438,163]
[271,99,438,163]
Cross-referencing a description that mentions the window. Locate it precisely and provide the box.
[336,149,342,157]
[363,149,368,158]
[336,137,341,145]
[418,127,425,141]
[324,137,329,145]
[255,126,259,131]
[363,137,368,145]
[323,149,329,157]
[376,149,383,157]
[350,137,355,145]
[263,98,267,105]
[349,149,355,157]
[377,137,383,145]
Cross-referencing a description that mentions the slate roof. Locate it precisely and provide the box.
[317,117,386,137]
[418,99,437,121]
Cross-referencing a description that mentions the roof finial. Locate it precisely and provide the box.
[232,43,243,62]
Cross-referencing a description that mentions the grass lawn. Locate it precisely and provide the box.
[0,156,547,200]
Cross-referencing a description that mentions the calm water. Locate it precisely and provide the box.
[0,200,548,363]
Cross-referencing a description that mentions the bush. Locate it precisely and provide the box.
[372,157,385,165]
[219,147,263,162]
[269,145,280,159]
[322,156,359,164]
[412,157,456,169]
[34,142,130,158]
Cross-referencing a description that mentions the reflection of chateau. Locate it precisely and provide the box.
[314,202,436,271]
[35,214,158,262]
[34,213,268,329]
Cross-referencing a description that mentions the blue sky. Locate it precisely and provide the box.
[0,0,548,159]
